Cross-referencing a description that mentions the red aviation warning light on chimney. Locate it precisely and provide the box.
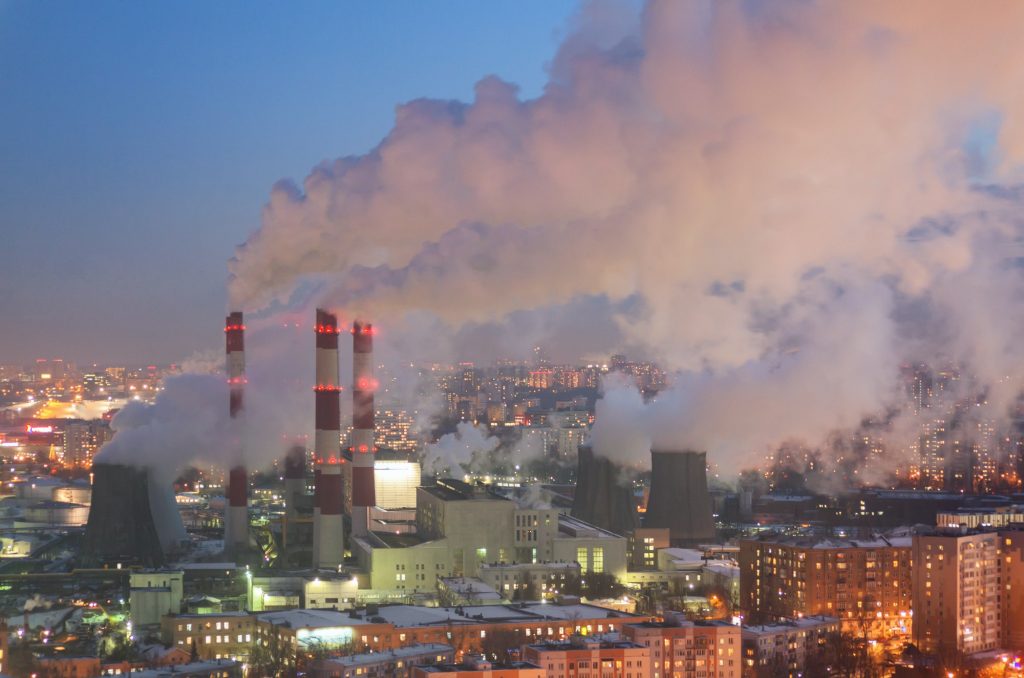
[312,309,345,568]
[224,311,250,556]
[350,320,377,537]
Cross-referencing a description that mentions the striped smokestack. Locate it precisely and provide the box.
[224,311,249,555]
[312,309,344,568]
[350,320,376,537]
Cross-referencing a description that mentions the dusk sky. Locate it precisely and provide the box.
[0,1,578,365]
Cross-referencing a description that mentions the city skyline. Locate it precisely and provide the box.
[5,4,1024,674]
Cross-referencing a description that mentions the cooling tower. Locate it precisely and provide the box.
[571,446,638,536]
[350,320,376,537]
[83,463,181,567]
[313,309,344,568]
[643,449,716,544]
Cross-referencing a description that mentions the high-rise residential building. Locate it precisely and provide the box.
[739,536,912,635]
[555,426,584,460]
[622,619,741,678]
[376,408,421,452]
[918,418,947,490]
[522,636,651,678]
[912,530,1003,655]
[62,420,112,468]
[740,616,840,677]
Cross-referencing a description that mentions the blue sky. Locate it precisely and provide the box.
[0,1,578,365]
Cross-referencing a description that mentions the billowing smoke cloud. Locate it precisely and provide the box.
[424,423,500,476]
[227,1,1024,475]
[95,314,314,482]
[424,421,546,477]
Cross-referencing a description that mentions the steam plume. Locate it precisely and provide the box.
[227,1,1024,474]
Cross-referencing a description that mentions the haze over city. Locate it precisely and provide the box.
[4,2,1024,677]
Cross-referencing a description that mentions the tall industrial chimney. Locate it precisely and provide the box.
[313,309,344,568]
[350,320,376,537]
[643,449,716,545]
[224,311,249,555]
[284,444,306,521]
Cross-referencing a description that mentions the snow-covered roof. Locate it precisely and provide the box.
[318,644,453,667]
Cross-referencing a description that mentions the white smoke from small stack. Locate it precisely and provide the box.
[226,1,1024,475]
[424,422,546,477]
[95,314,313,485]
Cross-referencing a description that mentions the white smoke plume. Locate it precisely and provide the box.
[424,422,500,476]
[227,1,1024,475]
[423,421,547,477]
[95,314,314,482]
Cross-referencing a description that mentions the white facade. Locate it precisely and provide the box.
[130,570,184,627]
[375,459,421,509]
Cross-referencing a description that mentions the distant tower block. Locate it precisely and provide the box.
[312,309,344,568]
[350,320,377,537]
[223,311,250,556]
[643,449,716,545]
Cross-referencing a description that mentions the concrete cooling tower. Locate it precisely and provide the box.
[643,449,716,545]
[83,462,185,567]
[571,445,639,537]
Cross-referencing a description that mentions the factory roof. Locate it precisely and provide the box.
[167,611,252,619]
[112,659,241,677]
[630,618,738,630]
[418,662,542,673]
[744,534,913,549]
[317,643,453,668]
[741,616,840,636]
[525,636,645,651]
[26,500,87,509]
[439,577,504,601]
[459,603,640,623]
[479,561,579,571]
[173,562,244,571]
[355,532,443,550]
[661,548,704,564]
[557,514,624,540]
[258,603,643,631]
[419,478,509,502]
[703,560,740,577]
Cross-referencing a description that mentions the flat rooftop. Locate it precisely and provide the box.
[318,643,453,667]
[418,662,541,673]
[420,478,508,502]
[258,603,644,630]
[557,514,623,539]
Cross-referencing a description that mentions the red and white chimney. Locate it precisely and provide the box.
[224,311,249,554]
[312,309,345,568]
[350,320,376,537]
